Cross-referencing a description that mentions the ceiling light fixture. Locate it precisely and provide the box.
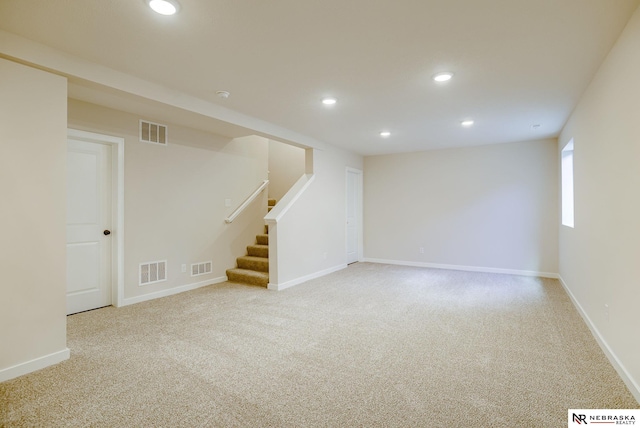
[147,0,180,15]
[433,72,454,82]
[322,97,337,106]
[216,90,230,99]
[380,131,391,138]
[461,119,474,127]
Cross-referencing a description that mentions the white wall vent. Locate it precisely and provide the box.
[191,261,212,277]
[140,260,167,286]
[140,120,168,145]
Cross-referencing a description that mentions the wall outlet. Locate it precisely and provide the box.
[225,198,231,207]
[604,304,609,322]
[419,247,425,254]
[181,264,186,273]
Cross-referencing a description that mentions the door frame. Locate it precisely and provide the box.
[68,129,125,307]
[345,167,363,263]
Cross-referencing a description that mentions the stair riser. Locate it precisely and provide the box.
[237,258,269,272]
[256,234,268,245]
[226,270,268,287]
[247,246,268,258]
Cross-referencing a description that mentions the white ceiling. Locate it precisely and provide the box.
[1,0,638,155]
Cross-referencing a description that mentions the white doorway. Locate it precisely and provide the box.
[346,168,363,264]
[66,129,124,314]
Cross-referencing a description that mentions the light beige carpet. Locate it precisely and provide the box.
[1,263,637,427]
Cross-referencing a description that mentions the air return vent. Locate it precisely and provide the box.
[140,120,167,145]
[139,260,167,286]
[191,261,212,277]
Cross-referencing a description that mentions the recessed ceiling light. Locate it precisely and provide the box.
[380,131,391,138]
[147,0,180,15]
[216,90,230,99]
[531,124,541,130]
[322,97,337,106]
[461,120,474,127]
[433,72,454,82]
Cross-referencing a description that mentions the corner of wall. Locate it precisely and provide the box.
[558,276,640,403]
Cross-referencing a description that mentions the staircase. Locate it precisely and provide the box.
[225,199,276,287]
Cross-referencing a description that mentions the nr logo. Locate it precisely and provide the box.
[573,413,588,424]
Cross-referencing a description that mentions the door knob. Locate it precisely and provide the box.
[103,230,111,236]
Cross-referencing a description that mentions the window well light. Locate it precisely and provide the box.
[322,97,337,106]
[461,119,474,127]
[380,131,391,138]
[433,72,454,82]
[148,0,180,15]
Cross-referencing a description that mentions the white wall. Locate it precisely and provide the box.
[558,5,640,400]
[268,140,305,202]
[364,139,559,275]
[267,146,363,288]
[68,100,268,302]
[0,59,69,380]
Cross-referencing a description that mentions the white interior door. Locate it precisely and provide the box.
[346,168,362,264]
[66,139,112,315]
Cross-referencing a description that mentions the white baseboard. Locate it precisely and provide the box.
[558,276,640,403]
[120,276,227,307]
[268,264,347,291]
[363,258,559,279]
[0,348,70,383]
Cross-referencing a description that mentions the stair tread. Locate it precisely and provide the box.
[236,255,269,272]
[247,244,268,258]
[238,255,268,261]
[226,268,269,286]
[227,268,268,277]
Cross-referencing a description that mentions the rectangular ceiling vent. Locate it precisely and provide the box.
[191,261,212,277]
[140,260,167,286]
[140,119,168,145]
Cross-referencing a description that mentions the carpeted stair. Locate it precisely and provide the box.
[226,199,276,287]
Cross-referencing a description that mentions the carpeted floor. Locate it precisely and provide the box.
[1,263,637,427]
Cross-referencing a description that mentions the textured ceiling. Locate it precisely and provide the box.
[0,0,638,155]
